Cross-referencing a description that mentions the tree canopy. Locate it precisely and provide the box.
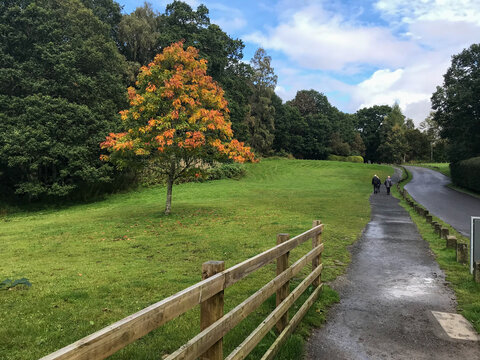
[431,43,480,162]
[0,0,127,199]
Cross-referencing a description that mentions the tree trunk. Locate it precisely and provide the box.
[165,176,173,215]
[165,162,176,215]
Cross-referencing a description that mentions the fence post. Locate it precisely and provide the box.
[447,235,457,249]
[474,261,480,283]
[441,227,449,240]
[200,261,225,360]
[312,220,323,288]
[276,233,290,333]
[456,243,468,264]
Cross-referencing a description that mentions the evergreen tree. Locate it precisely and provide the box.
[431,43,480,162]
[0,0,127,199]
[350,133,366,157]
[377,104,408,163]
[117,3,159,66]
[356,105,392,162]
[245,48,277,155]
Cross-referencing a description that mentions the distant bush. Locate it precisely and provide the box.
[205,163,246,181]
[327,154,344,162]
[450,157,480,192]
[140,162,245,186]
[346,155,364,163]
[327,155,364,163]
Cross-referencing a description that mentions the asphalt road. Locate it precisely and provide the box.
[306,170,480,359]
[404,166,480,236]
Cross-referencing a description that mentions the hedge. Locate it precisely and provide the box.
[450,157,480,192]
[327,155,364,163]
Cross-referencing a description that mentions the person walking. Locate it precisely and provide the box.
[384,175,393,195]
[372,175,381,194]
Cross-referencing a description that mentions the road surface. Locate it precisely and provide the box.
[404,166,480,236]
[306,170,480,359]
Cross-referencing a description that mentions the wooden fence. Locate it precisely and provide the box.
[41,220,324,360]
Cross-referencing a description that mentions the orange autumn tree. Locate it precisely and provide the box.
[101,41,256,214]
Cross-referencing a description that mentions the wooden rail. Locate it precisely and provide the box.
[41,221,324,360]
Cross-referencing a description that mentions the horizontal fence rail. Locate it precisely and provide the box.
[41,221,324,360]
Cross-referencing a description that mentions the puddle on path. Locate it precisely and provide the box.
[364,222,385,238]
[384,277,436,299]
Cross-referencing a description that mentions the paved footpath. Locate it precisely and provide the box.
[306,178,480,359]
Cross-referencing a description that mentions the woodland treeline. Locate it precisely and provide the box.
[1,0,475,201]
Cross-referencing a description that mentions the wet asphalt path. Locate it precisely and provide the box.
[306,173,480,359]
[404,166,480,236]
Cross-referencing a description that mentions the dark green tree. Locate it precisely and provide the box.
[244,48,277,155]
[431,43,480,162]
[419,113,449,162]
[405,128,430,162]
[350,133,366,157]
[273,95,306,157]
[0,0,127,199]
[117,2,159,66]
[330,132,351,156]
[287,90,357,159]
[377,124,408,164]
[377,104,408,163]
[286,90,336,159]
[81,0,123,41]
[356,105,392,162]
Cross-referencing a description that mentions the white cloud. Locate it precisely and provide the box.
[408,20,480,51]
[354,68,429,112]
[244,4,421,72]
[209,3,247,32]
[375,0,480,25]
[272,60,355,111]
[351,59,450,125]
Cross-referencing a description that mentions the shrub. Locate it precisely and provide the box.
[327,155,345,162]
[450,157,480,192]
[139,162,245,186]
[205,163,246,181]
[346,155,364,163]
[327,155,364,163]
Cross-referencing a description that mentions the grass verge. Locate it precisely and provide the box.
[393,173,480,333]
[407,162,451,177]
[0,159,392,359]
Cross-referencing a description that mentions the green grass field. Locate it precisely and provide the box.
[0,159,392,360]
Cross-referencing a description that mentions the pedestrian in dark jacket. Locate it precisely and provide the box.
[372,175,381,194]
[384,175,393,195]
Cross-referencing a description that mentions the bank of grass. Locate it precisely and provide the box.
[0,159,392,360]
[408,162,451,177]
[393,175,480,333]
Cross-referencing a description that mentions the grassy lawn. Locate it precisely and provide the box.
[0,159,392,360]
[394,174,480,333]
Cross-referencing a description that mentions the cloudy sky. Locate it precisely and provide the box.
[121,0,480,125]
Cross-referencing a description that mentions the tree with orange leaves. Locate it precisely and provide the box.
[101,41,256,214]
